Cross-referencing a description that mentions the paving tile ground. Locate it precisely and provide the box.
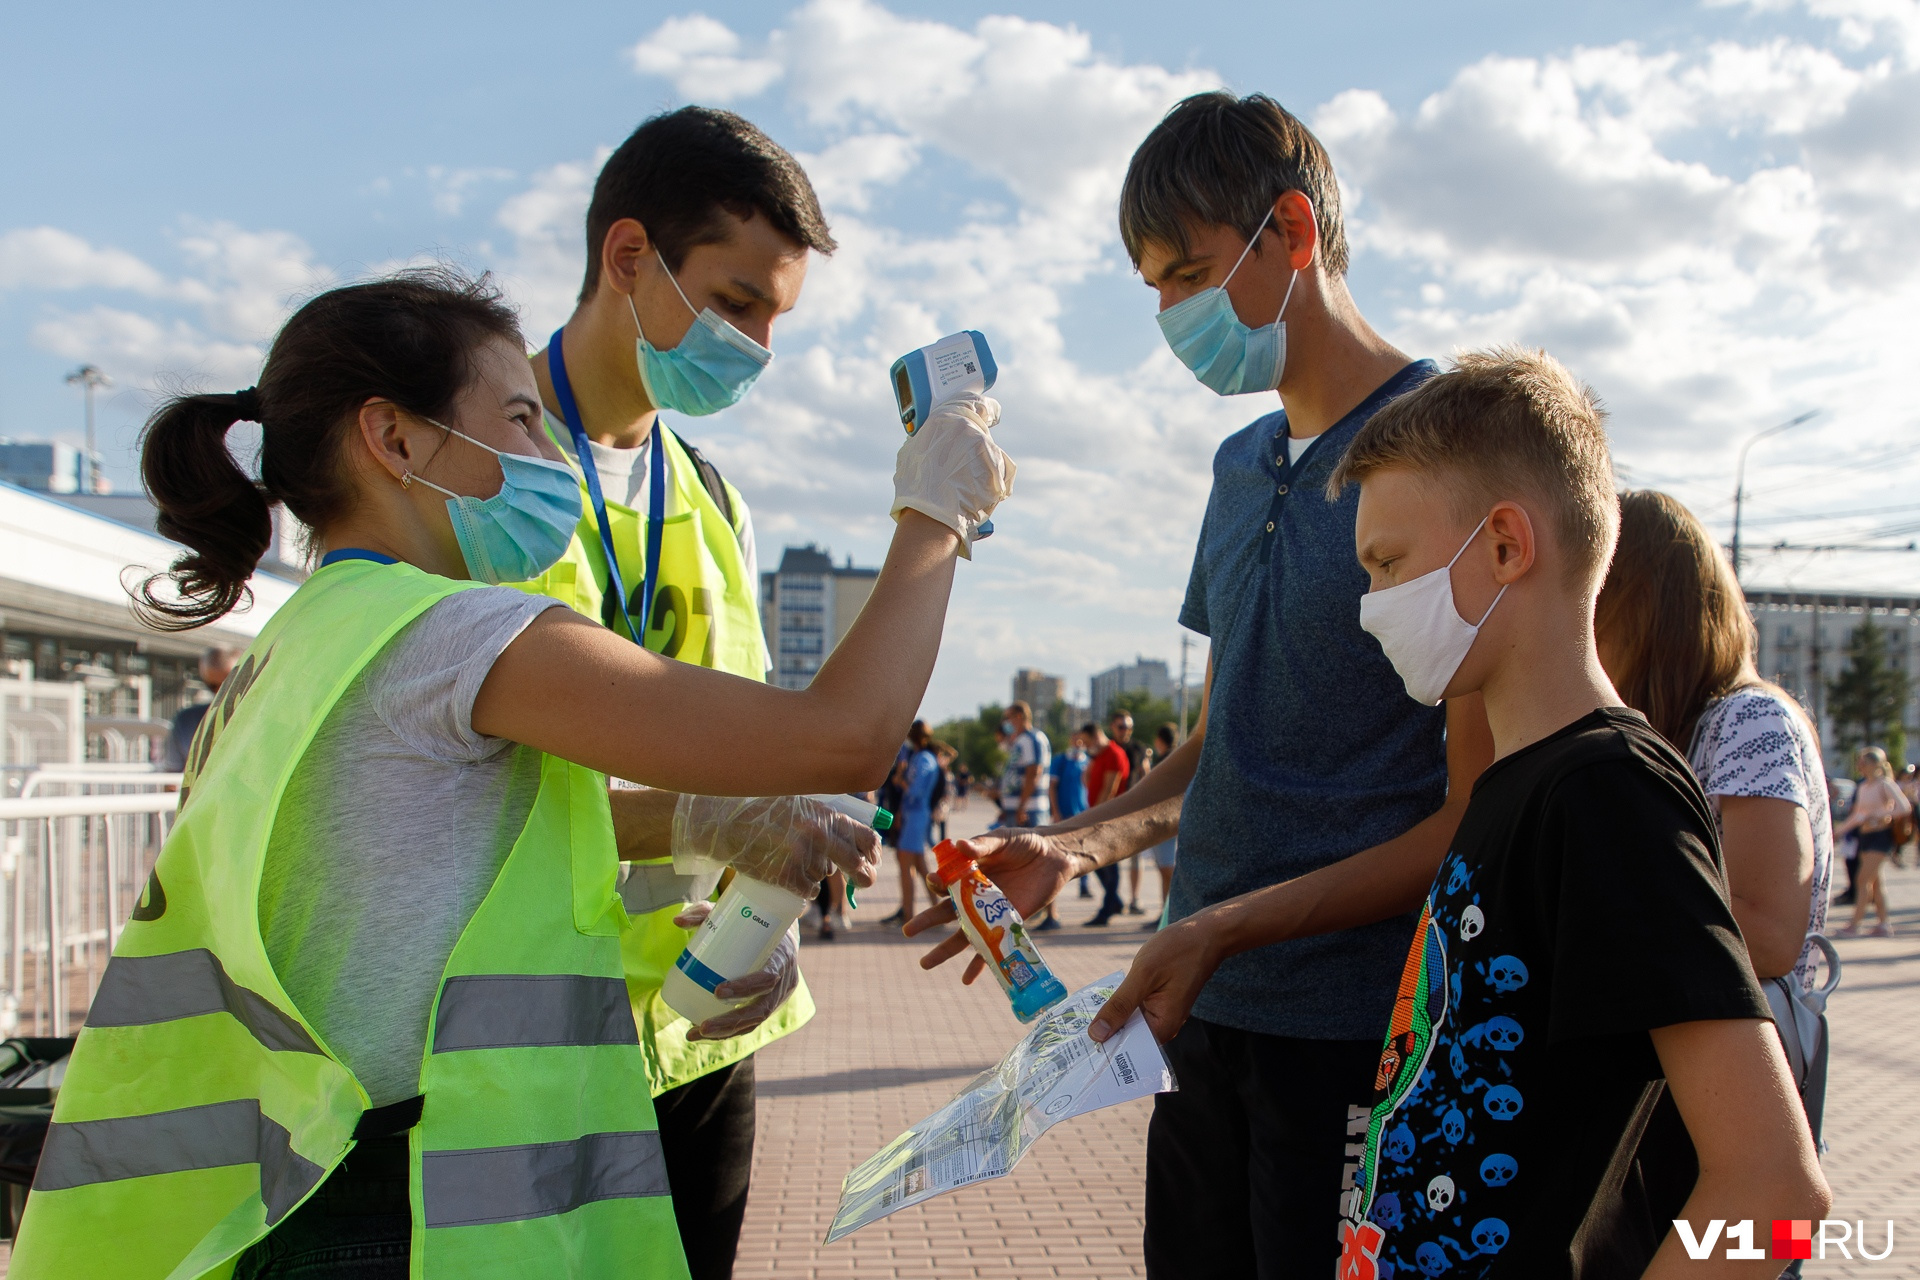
[736,796,1164,1279]
[1803,858,1920,1278]
[742,800,1920,1279]
[3,796,1915,1276]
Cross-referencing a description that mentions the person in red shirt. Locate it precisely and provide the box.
[1081,721,1130,924]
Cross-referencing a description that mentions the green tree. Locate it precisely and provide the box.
[1827,615,1911,769]
[933,703,1007,783]
[1106,688,1179,746]
[1041,697,1084,752]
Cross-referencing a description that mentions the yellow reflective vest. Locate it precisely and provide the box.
[514,420,811,1096]
[10,560,687,1280]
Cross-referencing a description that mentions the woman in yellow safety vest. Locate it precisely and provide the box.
[9,267,1012,1280]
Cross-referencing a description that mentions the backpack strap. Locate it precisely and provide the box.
[671,430,736,530]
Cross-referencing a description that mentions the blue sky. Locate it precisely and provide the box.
[7,0,1918,717]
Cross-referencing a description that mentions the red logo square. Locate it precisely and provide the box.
[1338,1219,1386,1280]
[1772,1219,1812,1260]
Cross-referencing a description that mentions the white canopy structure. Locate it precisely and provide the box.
[0,480,297,654]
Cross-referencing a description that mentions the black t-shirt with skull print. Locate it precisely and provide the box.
[1336,708,1771,1280]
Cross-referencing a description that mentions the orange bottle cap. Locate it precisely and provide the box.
[932,839,973,886]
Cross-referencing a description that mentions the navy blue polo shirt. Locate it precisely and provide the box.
[1176,359,1446,1040]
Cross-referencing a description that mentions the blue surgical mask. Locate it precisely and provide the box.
[406,422,583,584]
[1157,208,1299,396]
[630,262,773,416]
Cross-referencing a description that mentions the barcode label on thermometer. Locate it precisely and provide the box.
[926,333,985,397]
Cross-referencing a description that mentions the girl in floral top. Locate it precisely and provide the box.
[1595,491,1831,987]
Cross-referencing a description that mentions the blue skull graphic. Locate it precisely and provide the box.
[1471,1218,1511,1254]
[1483,1016,1524,1051]
[1486,955,1529,993]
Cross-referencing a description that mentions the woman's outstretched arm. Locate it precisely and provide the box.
[474,511,960,797]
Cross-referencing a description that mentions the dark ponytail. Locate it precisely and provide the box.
[135,267,523,629]
[135,392,275,629]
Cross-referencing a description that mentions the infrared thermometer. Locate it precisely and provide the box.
[890,330,997,436]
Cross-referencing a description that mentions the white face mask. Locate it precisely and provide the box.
[1359,516,1508,706]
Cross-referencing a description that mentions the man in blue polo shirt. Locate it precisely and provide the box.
[906,91,1494,1276]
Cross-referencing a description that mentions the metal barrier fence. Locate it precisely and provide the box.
[0,772,180,1037]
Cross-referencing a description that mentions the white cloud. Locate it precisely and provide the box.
[171,222,335,340]
[1317,24,1920,598]
[9,223,332,435]
[31,306,265,390]
[629,15,784,100]
[596,0,1919,704]
[793,134,918,213]
[610,1,1236,708]
[0,227,168,294]
[425,165,518,216]
[492,157,601,339]
[1716,0,1920,64]
[775,1,1215,218]
[10,0,1918,711]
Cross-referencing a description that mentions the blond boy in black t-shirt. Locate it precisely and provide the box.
[1308,349,1830,1277]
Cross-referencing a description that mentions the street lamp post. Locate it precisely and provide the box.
[64,364,111,494]
[1731,410,1818,582]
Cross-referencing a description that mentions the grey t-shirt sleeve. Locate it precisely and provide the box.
[1180,503,1213,636]
[368,587,564,764]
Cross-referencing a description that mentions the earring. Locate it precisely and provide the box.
[400,471,415,490]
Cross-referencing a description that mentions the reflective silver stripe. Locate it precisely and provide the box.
[422,1130,668,1228]
[619,861,717,916]
[36,1099,326,1224]
[432,975,638,1053]
[87,949,321,1056]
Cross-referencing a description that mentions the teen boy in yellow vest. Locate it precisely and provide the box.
[514,106,837,1280]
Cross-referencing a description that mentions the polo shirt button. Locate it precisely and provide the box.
[1277,484,1289,495]
[1266,521,1276,532]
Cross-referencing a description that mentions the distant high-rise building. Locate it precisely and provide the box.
[1747,587,1920,772]
[760,545,880,690]
[1012,668,1064,715]
[1090,657,1172,722]
[0,440,96,494]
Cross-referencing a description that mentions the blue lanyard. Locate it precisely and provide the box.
[319,548,398,567]
[546,326,666,647]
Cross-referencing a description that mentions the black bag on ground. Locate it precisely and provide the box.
[0,1036,76,1239]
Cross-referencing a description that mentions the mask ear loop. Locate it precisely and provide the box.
[628,250,702,343]
[402,469,457,499]
[1447,515,1509,627]
[1219,206,1300,325]
[400,417,503,499]
[1219,207,1275,288]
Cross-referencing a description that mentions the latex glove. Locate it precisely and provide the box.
[671,793,880,898]
[672,903,801,1042]
[891,391,1014,559]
